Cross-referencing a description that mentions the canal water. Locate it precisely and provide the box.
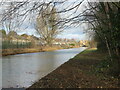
[2,47,86,88]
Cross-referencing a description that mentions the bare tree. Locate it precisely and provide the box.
[35,5,61,46]
[83,1,120,78]
[0,0,84,31]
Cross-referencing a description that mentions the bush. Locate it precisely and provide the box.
[108,55,119,77]
[97,42,107,52]
[69,43,75,46]
[93,55,119,77]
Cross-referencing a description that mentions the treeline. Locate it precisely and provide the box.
[84,2,120,77]
[1,30,33,49]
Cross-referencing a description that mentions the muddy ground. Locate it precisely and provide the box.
[27,48,119,88]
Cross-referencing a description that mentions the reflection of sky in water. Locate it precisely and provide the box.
[2,47,86,88]
[0,57,2,89]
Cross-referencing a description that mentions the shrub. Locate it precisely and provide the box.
[93,55,119,77]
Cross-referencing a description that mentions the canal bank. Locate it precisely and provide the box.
[27,48,119,88]
[2,47,86,88]
[1,46,63,56]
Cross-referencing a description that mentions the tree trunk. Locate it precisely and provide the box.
[104,36,112,61]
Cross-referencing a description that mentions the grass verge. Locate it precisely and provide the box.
[27,48,119,88]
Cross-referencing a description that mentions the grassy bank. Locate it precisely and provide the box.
[2,46,63,56]
[27,48,119,88]
[1,45,80,56]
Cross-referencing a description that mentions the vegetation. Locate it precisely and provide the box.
[1,30,33,49]
[35,6,61,46]
[84,2,120,77]
[2,40,32,49]
[0,1,119,87]
[69,43,75,46]
[0,29,6,36]
[28,49,118,88]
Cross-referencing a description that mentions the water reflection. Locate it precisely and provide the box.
[2,47,86,88]
[0,57,2,89]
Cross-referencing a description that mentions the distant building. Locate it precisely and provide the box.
[79,40,89,47]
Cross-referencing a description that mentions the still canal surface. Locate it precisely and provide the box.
[2,47,86,88]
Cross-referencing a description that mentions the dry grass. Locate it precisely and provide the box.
[43,46,62,51]
[2,46,63,56]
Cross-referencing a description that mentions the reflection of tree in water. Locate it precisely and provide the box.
[37,52,56,73]
[2,56,21,88]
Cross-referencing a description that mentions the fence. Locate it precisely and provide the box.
[2,40,32,49]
